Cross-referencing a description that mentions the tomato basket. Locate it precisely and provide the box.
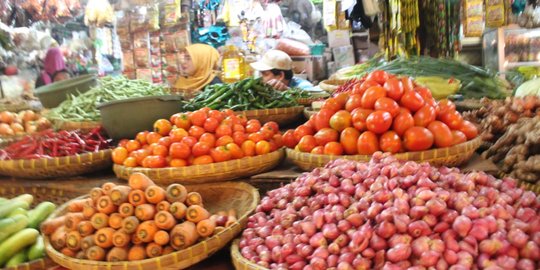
[234,106,304,127]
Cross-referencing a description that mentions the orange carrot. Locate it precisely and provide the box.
[41,216,66,235]
[146,242,163,258]
[76,250,86,259]
[107,247,128,262]
[101,182,117,195]
[65,213,85,231]
[216,210,227,217]
[128,173,155,190]
[86,245,106,261]
[118,203,134,217]
[228,209,237,219]
[108,213,123,229]
[186,205,210,223]
[128,189,147,206]
[110,185,132,205]
[90,187,104,203]
[61,247,76,257]
[128,245,147,261]
[136,221,158,243]
[145,185,166,204]
[77,221,95,237]
[51,226,68,250]
[121,216,140,234]
[162,245,174,255]
[112,230,130,247]
[68,198,91,212]
[156,201,171,212]
[166,184,188,203]
[135,204,156,221]
[154,230,170,246]
[94,227,115,248]
[90,213,109,230]
[169,202,187,220]
[154,211,176,230]
[81,235,95,251]
[96,196,117,214]
[66,230,82,251]
[186,192,203,206]
[132,233,143,245]
[196,218,216,237]
[82,204,97,219]
[170,221,198,250]
[225,216,238,227]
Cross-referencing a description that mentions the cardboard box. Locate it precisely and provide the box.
[328,30,351,48]
[332,45,355,69]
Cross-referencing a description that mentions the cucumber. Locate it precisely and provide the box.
[0,201,30,219]
[10,194,33,205]
[7,207,28,218]
[0,228,39,266]
[0,214,29,242]
[27,235,44,260]
[27,202,56,229]
[5,248,28,267]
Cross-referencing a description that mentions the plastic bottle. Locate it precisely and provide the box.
[222,45,246,83]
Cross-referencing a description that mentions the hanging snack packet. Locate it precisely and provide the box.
[123,50,135,71]
[134,47,150,68]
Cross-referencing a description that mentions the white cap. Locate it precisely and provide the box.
[250,50,292,71]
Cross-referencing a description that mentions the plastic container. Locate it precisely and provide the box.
[309,44,326,56]
[34,74,97,108]
[98,95,183,140]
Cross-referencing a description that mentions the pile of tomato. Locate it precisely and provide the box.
[283,70,479,155]
[111,108,283,168]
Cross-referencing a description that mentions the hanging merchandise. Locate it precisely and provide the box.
[363,0,381,16]
[420,0,461,58]
[486,0,506,27]
[261,2,286,38]
[219,0,254,27]
[84,0,115,27]
[462,0,484,37]
[380,0,420,58]
[161,0,181,27]
[323,0,337,29]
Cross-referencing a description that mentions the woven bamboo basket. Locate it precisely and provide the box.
[287,137,483,171]
[234,106,304,127]
[113,148,285,185]
[303,107,318,119]
[0,149,113,179]
[0,185,85,270]
[0,102,31,113]
[231,239,267,270]
[44,181,260,270]
[318,79,348,93]
[54,120,101,132]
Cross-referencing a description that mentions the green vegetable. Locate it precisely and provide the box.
[0,228,38,266]
[7,207,28,218]
[515,77,540,98]
[0,200,30,219]
[0,214,29,242]
[27,202,56,229]
[10,194,33,205]
[5,248,28,267]
[27,235,45,260]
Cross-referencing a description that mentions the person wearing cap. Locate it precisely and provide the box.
[250,49,313,91]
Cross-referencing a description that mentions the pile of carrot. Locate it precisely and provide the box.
[41,173,238,262]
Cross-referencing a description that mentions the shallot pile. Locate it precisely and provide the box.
[239,153,540,270]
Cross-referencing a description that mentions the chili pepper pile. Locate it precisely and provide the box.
[332,79,361,96]
[0,127,112,160]
[181,78,311,111]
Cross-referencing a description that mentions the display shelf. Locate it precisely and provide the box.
[462,37,482,46]
[505,61,540,68]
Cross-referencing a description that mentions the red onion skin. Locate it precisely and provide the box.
[388,234,413,248]
[309,232,327,248]
[367,202,383,219]
[444,249,458,265]
[508,229,529,249]
[327,242,340,255]
[470,219,490,241]
[516,258,535,270]
[452,216,472,238]
[336,261,354,270]
[449,265,471,270]
[377,221,396,239]
[369,233,388,251]
[338,252,355,264]
[322,223,340,240]
[298,244,313,258]
[408,220,431,237]
[259,250,271,263]
[393,214,411,233]
[337,220,352,232]
[309,257,327,270]
[426,198,447,216]
[326,254,338,267]
[386,243,412,263]
[516,208,536,223]
[480,239,503,256]
[418,250,440,267]
[457,251,474,267]
[334,234,349,248]
[352,256,372,269]
[433,222,450,233]
[374,250,386,269]
[422,214,438,227]
[361,247,375,259]
[265,236,280,250]
[520,241,540,260]
[410,206,429,219]
[496,255,517,270]
[412,236,430,257]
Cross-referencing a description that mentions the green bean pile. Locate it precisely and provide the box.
[181,78,311,111]
[47,76,168,122]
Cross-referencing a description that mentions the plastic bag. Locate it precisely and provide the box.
[275,38,311,56]
[261,3,286,38]
[282,21,314,45]
[84,0,114,27]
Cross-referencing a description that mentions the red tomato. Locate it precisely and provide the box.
[263,121,280,133]
[215,124,233,138]
[210,147,232,162]
[379,131,403,154]
[401,77,415,93]
[451,130,467,146]
[459,120,478,140]
[414,105,437,127]
[282,130,297,148]
[208,110,224,122]
[415,86,433,101]
[345,94,363,112]
[366,111,393,134]
[314,109,334,131]
[181,136,197,148]
[293,125,314,142]
[233,131,247,146]
[192,142,211,157]
[384,77,404,101]
[357,131,379,155]
[403,127,434,151]
[188,126,205,139]
[157,136,172,148]
[227,143,245,159]
[297,135,317,153]
[199,133,216,147]
[439,110,463,130]
[329,110,352,132]
[216,135,234,147]
[189,110,207,127]
[334,93,350,109]
[324,142,344,155]
[311,146,324,154]
[374,97,400,117]
[321,97,342,112]
[245,120,262,133]
[361,86,387,109]
[400,91,425,112]
[142,155,167,168]
[427,121,453,148]
[203,117,219,133]
[340,127,360,155]
[255,141,271,155]
[169,142,191,159]
[366,70,389,84]
[437,99,456,116]
[352,80,379,96]
[351,108,373,132]
[314,128,339,146]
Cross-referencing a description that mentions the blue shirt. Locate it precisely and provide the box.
[289,77,313,90]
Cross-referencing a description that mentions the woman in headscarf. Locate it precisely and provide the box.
[174,44,221,94]
[35,47,71,88]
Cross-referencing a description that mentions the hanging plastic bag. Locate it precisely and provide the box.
[363,0,381,16]
[84,0,114,27]
[282,21,314,45]
[261,2,286,38]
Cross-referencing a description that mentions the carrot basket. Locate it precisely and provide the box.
[287,137,483,171]
[234,106,304,127]
[44,181,260,270]
[113,148,285,185]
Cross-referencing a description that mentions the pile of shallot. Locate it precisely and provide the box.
[239,153,540,270]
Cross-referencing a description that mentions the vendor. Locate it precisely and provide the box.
[174,44,221,92]
[250,49,313,91]
[35,47,70,88]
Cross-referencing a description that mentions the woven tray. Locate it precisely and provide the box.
[113,148,285,185]
[318,79,348,93]
[231,239,267,270]
[287,137,483,171]
[54,120,101,132]
[44,181,260,270]
[0,150,113,179]
[234,107,304,127]
[0,102,31,113]
[455,99,483,112]
[303,107,318,119]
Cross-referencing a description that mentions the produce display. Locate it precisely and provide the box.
[238,153,540,269]
[0,194,56,268]
[181,78,310,111]
[46,76,168,123]
[43,174,238,261]
[284,71,478,155]
[0,127,112,160]
[0,110,51,136]
[112,108,284,168]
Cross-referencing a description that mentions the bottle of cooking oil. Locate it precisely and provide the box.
[222,45,246,83]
